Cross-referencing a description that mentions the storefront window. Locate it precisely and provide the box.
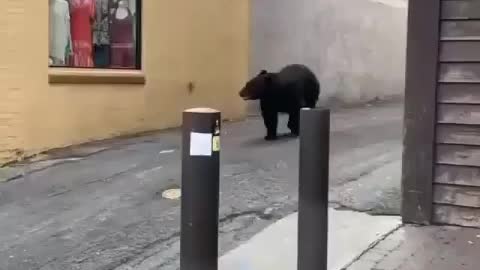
[49,0,141,69]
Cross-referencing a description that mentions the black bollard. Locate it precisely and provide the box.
[297,107,330,270]
[180,108,221,270]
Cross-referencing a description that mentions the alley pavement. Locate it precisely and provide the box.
[0,100,403,270]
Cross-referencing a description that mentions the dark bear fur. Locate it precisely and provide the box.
[239,64,320,140]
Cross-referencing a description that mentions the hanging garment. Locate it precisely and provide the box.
[70,0,96,67]
[129,0,136,13]
[49,0,72,65]
[93,0,111,67]
[128,0,137,42]
[110,8,135,68]
[93,0,110,46]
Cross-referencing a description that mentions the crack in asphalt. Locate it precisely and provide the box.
[84,164,139,186]
[330,202,399,216]
[336,157,395,185]
[90,231,183,270]
[220,209,277,223]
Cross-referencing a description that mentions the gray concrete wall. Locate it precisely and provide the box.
[248,0,407,114]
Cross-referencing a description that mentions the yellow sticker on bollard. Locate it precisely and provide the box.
[212,136,220,152]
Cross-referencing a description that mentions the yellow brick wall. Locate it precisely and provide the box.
[0,0,250,164]
[0,1,27,163]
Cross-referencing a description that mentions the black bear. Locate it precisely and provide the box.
[239,64,320,140]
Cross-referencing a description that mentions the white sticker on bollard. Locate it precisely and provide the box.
[190,132,213,156]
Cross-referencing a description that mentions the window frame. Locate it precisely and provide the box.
[48,0,145,84]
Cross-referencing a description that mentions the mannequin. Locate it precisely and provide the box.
[49,0,72,66]
[70,0,96,67]
[110,0,135,68]
[116,0,129,19]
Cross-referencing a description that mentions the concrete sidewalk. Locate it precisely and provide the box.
[218,155,480,270]
[219,209,401,270]
[218,209,480,270]
[346,225,480,270]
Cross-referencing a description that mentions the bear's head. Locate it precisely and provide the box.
[239,70,273,100]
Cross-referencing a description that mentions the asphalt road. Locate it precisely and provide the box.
[0,101,403,270]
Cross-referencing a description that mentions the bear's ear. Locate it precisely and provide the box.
[264,73,274,84]
[259,70,267,75]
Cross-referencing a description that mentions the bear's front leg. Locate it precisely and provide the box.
[262,110,278,140]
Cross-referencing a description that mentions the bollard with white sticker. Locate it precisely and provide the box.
[180,108,221,270]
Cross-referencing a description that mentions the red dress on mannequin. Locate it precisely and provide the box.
[70,0,96,67]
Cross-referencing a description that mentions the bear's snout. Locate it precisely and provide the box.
[239,88,250,100]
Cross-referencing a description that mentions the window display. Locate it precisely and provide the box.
[49,0,141,69]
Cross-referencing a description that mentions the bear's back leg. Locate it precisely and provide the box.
[304,79,320,108]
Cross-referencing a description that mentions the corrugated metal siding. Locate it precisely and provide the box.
[434,0,480,227]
